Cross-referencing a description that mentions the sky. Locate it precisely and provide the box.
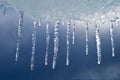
[0,3,120,80]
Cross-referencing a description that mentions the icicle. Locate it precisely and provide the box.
[110,22,115,57]
[38,19,41,27]
[72,23,75,44]
[62,21,65,25]
[0,4,6,15]
[30,21,37,70]
[52,21,60,69]
[15,11,24,62]
[95,24,101,64]
[85,23,89,55]
[3,5,6,15]
[66,20,71,66]
[45,23,50,65]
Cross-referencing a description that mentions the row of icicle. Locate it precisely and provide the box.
[15,11,115,70]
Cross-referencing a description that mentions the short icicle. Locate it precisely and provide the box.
[38,18,41,27]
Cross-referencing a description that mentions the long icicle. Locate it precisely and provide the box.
[110,22,115,57]
[85,23,89,55]
[30,20,37,70]
[66,20,71,66]
[72,23,75,44]
[15,11,24,62]
[45,23,50,65]
[52,21,60,69]
[95,24,101,64]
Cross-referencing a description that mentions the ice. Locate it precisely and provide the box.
[110,22,115,57]
[52,21,60,69]
[66,20,71,66]
[62,21,65,26]
[1,0,120,21]
[38,18,41,27]
[15,11,24,62]
[72,23,75,45]
[115,17,120,26]
[3,4,6,15]
[45,23,50,65]
[0,2,7,15]
[95,24,101,64]
[30,20,38,70]
[85,23,89,55]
